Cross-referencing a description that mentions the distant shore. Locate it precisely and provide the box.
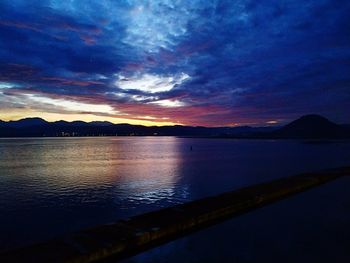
[1,114,350,139]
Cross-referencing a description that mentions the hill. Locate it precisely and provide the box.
[0,115,348,138]
[272,115,349,139]
[5,117,48,128]
[0,118,277,137]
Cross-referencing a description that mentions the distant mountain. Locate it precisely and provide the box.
[90,121,113,126]
[272,115,349,139]
[53,120,90,127]
[53,120,113,127]
[0,117,278,137]
[0,115,348,138]
[5,117,48,128]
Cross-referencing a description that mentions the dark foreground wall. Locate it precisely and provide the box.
[1,167,349,263]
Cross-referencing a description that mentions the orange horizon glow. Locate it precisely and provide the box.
[0,110,182,127]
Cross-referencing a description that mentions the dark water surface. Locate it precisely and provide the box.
[0,137,350,262]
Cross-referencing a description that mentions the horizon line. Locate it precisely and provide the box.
[0,116,285,128]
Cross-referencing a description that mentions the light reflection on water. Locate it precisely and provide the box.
[1,137,350,259]
[0,137,190,250]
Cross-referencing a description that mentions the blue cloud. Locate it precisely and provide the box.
[0,0,349,125]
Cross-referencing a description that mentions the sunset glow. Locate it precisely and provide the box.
[0,1,349,126]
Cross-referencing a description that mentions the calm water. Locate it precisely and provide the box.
[1,137,350,262]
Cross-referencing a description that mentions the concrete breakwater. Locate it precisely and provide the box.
[1,167,349,263]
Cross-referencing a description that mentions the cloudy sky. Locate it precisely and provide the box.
[0,0,349,126]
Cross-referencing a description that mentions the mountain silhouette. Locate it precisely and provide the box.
[5,117,48,128]
[0,118,276,137]
[272,114,349,138]
[0,115,348,138]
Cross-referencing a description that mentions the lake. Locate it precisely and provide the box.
[1,137,350,262]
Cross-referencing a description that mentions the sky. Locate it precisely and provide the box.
[0,0,349,126]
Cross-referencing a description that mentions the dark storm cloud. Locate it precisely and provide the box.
[0,0,349,125]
